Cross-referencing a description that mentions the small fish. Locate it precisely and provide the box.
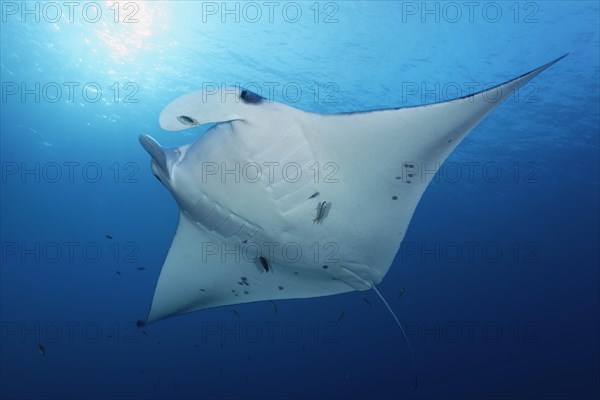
[37,343,46,356]
[361,296,372,307]
[399,287,405,299]
[258,256,269,272]
[105,235,113,240]
[106,335,113,338]
[270,300,278,314]
[336,310,346,324]
[313,201,330,224]
[137,267,146,271]
[194,344,199,349]
[301,345,305,352]
[231,310,240,319]
[141,330,148,336]
[309,192,320,199]
[115,271,121,276]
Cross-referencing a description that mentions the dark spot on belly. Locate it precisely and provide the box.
[259,257,270,272]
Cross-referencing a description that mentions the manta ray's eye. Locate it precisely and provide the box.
[240,89,264,104]
[177,115,198,126]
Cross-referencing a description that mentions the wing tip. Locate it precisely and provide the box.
[137,308,165,327]
[332,53,569,115]
[529,53,569,76]
[443,53,568,105]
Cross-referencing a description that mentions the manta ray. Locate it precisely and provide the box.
[138,55,565,330]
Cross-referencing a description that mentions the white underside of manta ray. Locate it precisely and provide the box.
[138,55,566,325]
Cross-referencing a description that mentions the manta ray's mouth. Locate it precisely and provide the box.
[139,134,174,187]
[139,135,168,171]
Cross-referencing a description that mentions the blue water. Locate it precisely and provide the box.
[1,1,598,399]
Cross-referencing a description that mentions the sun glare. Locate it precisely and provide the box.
[94,1,169,63]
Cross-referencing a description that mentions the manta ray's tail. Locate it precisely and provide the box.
[372,285,418,390]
